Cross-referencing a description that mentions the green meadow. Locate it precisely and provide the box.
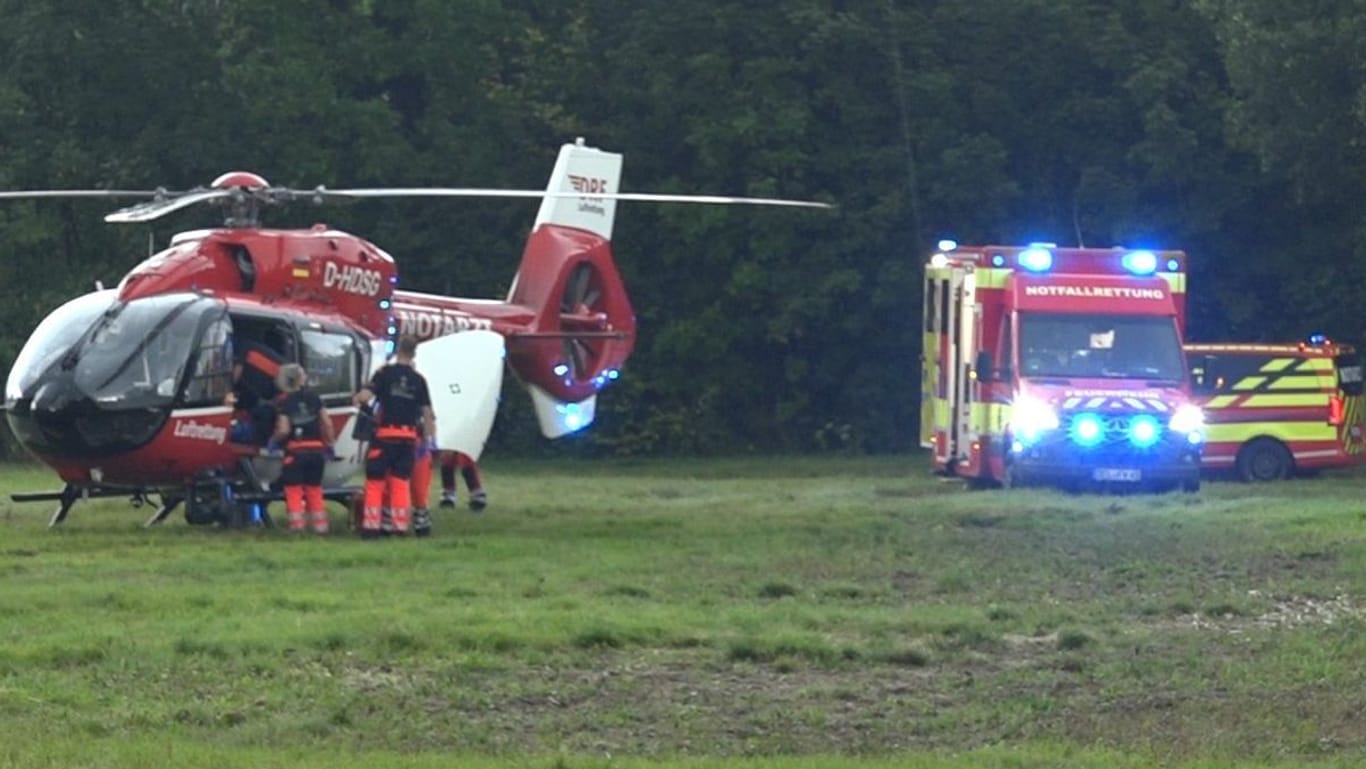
[2,455,1366,768]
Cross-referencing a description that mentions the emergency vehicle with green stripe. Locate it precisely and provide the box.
[920,243,1204,491]
[1185,338,1365,481]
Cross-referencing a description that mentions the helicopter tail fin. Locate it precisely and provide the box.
[503,141,636,437]
[531,138,623,242]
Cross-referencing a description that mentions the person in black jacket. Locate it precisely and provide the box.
[226,341,285,446]
[273,364,336,533]
[352,335,435,538]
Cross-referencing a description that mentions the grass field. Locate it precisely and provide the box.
[2,455,1366,768]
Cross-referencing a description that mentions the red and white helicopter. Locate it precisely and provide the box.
[1,139,828,528]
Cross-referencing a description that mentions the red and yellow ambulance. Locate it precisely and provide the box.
[1185,337,1365,480]
[921,243,1204,491]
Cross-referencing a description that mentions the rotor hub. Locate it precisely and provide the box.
[210,171,270,190]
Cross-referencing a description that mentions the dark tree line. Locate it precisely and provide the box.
[1,0,1362,457]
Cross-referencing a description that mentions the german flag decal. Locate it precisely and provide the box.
[292,267,310,279]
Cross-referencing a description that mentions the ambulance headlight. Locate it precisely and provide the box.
[1169,404,1205,434]
[1010,396,1059,444]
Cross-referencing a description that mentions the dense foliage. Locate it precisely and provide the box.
[1,0,1361,456]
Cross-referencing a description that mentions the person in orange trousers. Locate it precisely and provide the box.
[410,434,436,537]
[351,334,435,538]
[273,364,336,534]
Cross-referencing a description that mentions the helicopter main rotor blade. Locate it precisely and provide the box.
[104,190,233,223]
[0,190,160,199]
[312,188,832,208]
[580,192,832,209]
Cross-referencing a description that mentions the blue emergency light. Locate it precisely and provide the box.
[1308,333,1327,345]
[1166,258,1180,271]
[557,402,584,431]
[1128,415,1162,448]
[1122,250,1157,276]
[1018,247,1053,272]
[1069,413,1106,448]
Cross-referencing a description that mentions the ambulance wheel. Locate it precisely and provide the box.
[1236,438,1293,482]
[1181,477,1201,493]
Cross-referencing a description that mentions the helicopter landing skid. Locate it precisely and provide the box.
[143,495,184,528]
[10,484,148,528]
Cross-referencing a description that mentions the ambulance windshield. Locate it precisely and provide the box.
[1019,313,1185,381]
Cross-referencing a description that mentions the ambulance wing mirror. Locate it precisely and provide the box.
[974,350,994,383]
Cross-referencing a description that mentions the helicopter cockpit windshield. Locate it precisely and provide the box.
[5,292,233,457]
[65,293,227,410]
[8,293,228,415]
[5,289,117,404]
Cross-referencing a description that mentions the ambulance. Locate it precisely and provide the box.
[1185,337,1366,480]
[920,243,1204,491]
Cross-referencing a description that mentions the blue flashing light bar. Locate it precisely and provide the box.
[1018,247,1053,272]
[937,239,958,251]
[991,254,1006,267]
[1166,258,1180,271]
[1122,250,1158,276]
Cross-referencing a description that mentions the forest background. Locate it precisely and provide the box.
[1,0,1361,457]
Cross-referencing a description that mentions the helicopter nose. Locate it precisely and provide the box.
[6,377,167,460]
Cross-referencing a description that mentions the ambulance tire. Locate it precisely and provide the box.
[1236,438,1293,482]
[1180,477,1201,493]
[965,476,996,491]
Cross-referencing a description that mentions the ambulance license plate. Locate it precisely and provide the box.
[1093,468,1141,482]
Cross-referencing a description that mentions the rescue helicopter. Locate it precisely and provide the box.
[1,139,829,528]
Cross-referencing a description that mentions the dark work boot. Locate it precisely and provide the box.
[413,507,432,538]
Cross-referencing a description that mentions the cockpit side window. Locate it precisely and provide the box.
[300,328,362,405]
[181,316,235,407]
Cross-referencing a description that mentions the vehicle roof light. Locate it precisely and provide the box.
[1122,250,1157,276]
[937,239,958,252]
[1018,247,1053,272]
